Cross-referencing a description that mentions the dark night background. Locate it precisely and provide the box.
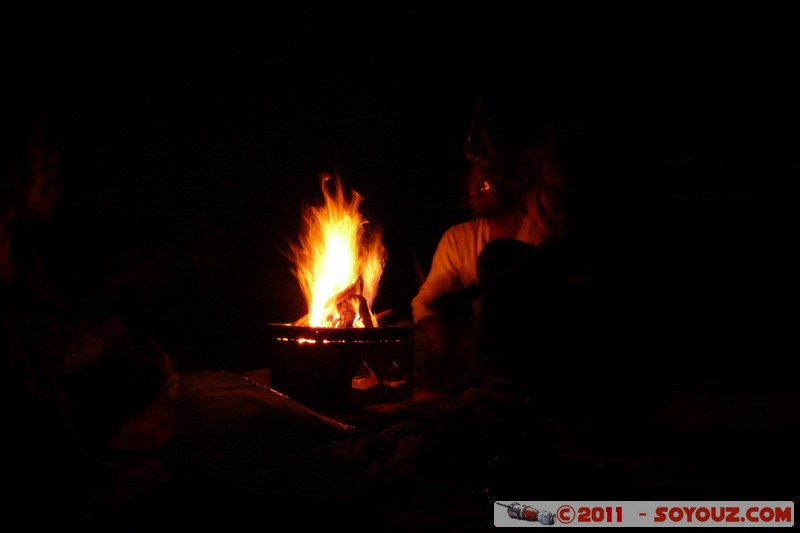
[3,3,800,528]
[4,3,799,380]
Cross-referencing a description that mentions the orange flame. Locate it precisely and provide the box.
[287,173,386,327]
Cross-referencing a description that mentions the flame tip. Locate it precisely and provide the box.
[288,173,384,328]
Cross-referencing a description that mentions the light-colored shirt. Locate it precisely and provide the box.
[411,214,541,324]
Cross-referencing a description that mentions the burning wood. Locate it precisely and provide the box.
[285,174,387,329]
[373,309,392,323]
[269,176,413,409]
[290,282,384,328]
[290,282,357,327]
[356,295,374,328]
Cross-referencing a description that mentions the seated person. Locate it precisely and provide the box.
[2,120,175,526]
[412,94,575,391]
[412,92,661,420]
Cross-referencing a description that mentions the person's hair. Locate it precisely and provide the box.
[463,95,567,242]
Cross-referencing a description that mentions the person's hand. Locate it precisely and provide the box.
[417,315,446,357]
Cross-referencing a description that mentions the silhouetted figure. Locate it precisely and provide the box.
[1,121,172,527]
[412,89,668,421]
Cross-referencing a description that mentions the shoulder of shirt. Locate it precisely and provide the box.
[442,218,484,238]
[436,220,484,248]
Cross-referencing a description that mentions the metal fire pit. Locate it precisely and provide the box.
[266,323,415,411]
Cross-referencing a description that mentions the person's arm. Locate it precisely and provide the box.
[411,229,468,361]
[411,230,466,321]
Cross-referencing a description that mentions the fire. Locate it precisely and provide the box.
[287,173,386,328]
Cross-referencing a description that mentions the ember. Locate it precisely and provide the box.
[269,173,413,410]
[267,323,414,410]
[286,173,386,328]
